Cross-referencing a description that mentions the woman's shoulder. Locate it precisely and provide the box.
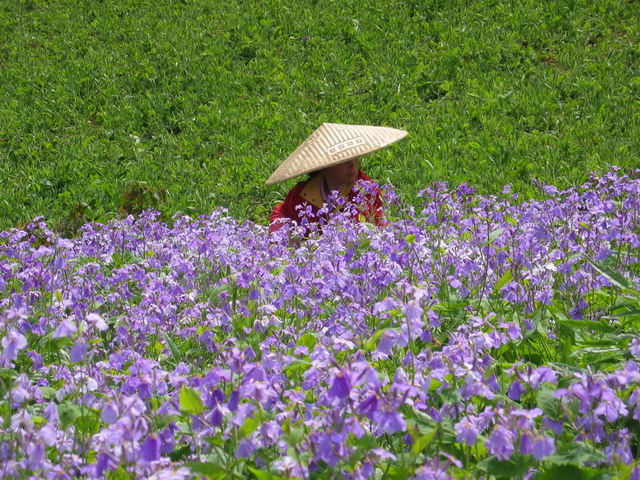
[358,170,373,181]
[287,178,311,196]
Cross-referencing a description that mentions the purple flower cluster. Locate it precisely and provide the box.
[0,168,639,478]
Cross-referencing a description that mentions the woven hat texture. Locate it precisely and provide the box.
[265,123,407,185]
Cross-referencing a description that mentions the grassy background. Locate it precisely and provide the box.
[0,0,638,231]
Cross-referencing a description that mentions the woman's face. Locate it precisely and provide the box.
[324,157,360,187]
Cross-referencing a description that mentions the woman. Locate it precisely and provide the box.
[266,123,407,235]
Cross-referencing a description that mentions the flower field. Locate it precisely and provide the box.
[2,0,638,231]
[2,169,640,479]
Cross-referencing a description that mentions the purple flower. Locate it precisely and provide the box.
[70,339,88,362]
[520,432,533,456]
[39,425,57,446]
[594,397,627,422]
[508,381,526,401]
[228,390,240,411]
[531,435,555,460]
[373,298,399,315]
[500,322,522,340]
[1,168,639,475]
[87,313,108,331]
[140,434,161,462]
[1,329,27,361]
[455,417,479,446]
[94,452,117,477]
[402,301,424,326]
[528,366,557,388]
[53,320,77,338]
[24,442,45,470]
[236,439,257,458]
[415,458,454,479]
[328,372,351,400]
[376,330,399,357]
[379,410,407,434]
[630,337,640,359]
[358,394,378,420]
[543,417,563,435]
[486,425,515,460]
[101,403,118,425]
[210,407,223,427]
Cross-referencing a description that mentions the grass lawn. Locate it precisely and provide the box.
[0,0,638,230]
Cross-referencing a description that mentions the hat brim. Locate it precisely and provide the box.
[265,123,407,185]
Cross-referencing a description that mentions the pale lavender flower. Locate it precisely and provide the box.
[53,320,77,338]
[101,403,119,425]
[486,425,515,460]
[379,410,407,434]
[630,337,640,359]
[87,313,108,331]
[1,329,27,361]
[531,435,555,460]
[455,417,479,446]
[70,339,88,362]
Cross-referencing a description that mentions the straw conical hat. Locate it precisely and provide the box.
[265,123,408,185]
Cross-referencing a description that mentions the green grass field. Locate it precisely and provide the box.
[1,0,638,231]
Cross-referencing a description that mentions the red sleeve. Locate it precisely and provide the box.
[269,202,290,233]
[269,182,306,233]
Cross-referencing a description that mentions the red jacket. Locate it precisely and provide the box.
[269,170,384,234]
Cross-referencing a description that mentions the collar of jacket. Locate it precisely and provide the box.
[299,173,355,209]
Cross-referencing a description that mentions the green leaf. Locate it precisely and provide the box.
[164,335,183,362]
[401,405,436,428]
[547,442,605,466]
[179,385,204,415]
[492,270,513,296]
[283,359,311,378]
[536,387,559,420]
[57,403,82,427]
[361,222,376,231]
[168,445,192,461]
[578,221,592,231]
[107,466,135,480]
[488,228,505,244]
[43,334,73,354]
[238,416,259,439]
[410,429,436,456]
[571,346,621,357]
[283,426,304,447]
[405,234,417,244]
[603,309,640,327]
[604,309,640,319]
[536,465,586,480]
[556,319,616,334]
[585,259,632,290]
[0,368,18,380]
[476,456,518,479]
[296,332,318,351]
[248,467,285,480]
[401,405,457,442]
[184,461,225,478]
[203,436,225,447]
